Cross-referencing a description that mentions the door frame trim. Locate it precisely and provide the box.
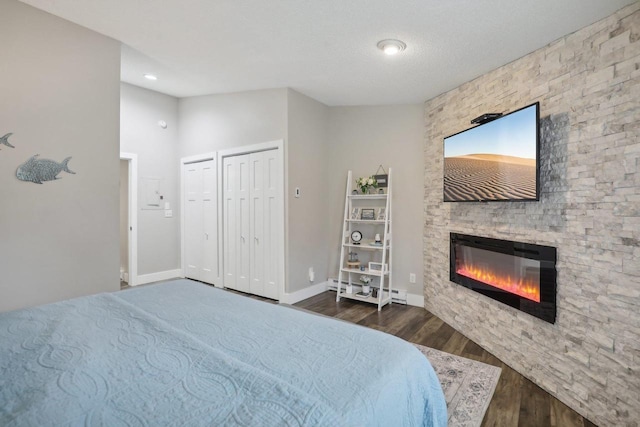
[120,152,138,287]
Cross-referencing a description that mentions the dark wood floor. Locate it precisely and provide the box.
[292,291,597,427]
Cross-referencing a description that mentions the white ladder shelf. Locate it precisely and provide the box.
[336,169,393,311]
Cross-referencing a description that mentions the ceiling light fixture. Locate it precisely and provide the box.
[377,39,406,56]
[144,74,158,81]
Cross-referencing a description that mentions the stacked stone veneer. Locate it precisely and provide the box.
[423,4,639,426]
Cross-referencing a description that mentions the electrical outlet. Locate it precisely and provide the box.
[409,273,416,283]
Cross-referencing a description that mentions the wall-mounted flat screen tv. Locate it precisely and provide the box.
[443,102,540,202]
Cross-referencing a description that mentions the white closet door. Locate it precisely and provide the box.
[222,147,282,299]
[223,156,237,290]
[262,149,281,299]
[201,162,218,283]
[236,155,251,293]
[184,163,203,281]
[183,159,216,284]
[249,152,265,297]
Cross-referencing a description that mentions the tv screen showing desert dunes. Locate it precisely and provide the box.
[443,104,538,202]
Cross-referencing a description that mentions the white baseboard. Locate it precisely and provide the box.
[279,281,329,304]
[136,269,183,286]
[328,278,424,308]
[406,293,425,308]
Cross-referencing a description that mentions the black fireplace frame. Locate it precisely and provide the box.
[450,233,557,324]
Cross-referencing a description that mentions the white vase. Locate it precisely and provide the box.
[362,284,370,294]
[346,284,353,294]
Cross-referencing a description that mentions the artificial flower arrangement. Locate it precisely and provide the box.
[355,176,378,194]
[360,275,372,294]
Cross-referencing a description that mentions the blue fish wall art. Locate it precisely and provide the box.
[16,155,76,184]
[1,133,15,149]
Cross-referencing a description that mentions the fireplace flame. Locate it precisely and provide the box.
[457,263,540,303]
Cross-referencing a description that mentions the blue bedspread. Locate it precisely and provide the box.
[0,280,446,426]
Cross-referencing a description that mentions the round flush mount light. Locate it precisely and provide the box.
[144,73,158,81]
[377,39,406,55]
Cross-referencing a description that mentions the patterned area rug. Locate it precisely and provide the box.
[414,344,501,427]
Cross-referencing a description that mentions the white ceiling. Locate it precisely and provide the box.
[19,0,636,106]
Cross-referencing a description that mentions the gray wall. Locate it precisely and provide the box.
[148,89,426,298]
[286,89,330,293]
[178,88,295,289]
[326,105,425,297]
[0,0,121,312]
[178,88,287,157]
[423,3,640,426]
[120,83,181,276]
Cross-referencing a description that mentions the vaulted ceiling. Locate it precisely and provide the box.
[20,0,636,105]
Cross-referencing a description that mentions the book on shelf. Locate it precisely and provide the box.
[355,291,371,298]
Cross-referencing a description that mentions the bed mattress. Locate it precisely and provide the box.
[0,280,446,426]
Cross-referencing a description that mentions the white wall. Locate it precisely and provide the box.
[0,0,121,312]
[326,105,425,297]
[178,88,290,289]
[177,90,424,297]
[286,89,330,293]
[178,88,288,157]
[120,83,180,276]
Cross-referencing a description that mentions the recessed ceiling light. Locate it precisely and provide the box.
[144,74,158,81]
[377,39,406,56]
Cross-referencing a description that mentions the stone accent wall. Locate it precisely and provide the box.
[423,4,639,426]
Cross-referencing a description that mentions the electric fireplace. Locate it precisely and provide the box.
[450,233,557,323]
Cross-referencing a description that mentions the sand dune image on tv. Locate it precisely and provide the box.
[443,153,536,201]
[443,102,539,202]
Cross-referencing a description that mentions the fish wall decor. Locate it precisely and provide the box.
[16,155,76,184]
[1,133,15,149]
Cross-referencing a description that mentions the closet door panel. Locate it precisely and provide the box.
[249,152,265,297]
[184,164,203,282]
[201,162,218,283]
[263,150,280,299]
[222,156,237,290]
[236,155,251,293]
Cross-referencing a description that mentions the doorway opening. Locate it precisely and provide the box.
[120,152,138,287]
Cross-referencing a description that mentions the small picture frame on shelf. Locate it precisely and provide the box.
[361,208,375,220]
[374,174,388,188]
[350,207,360,220]
[368,262,388,272]
[376,208,386,221]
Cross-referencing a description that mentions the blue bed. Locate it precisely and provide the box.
[0,279,446,426]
